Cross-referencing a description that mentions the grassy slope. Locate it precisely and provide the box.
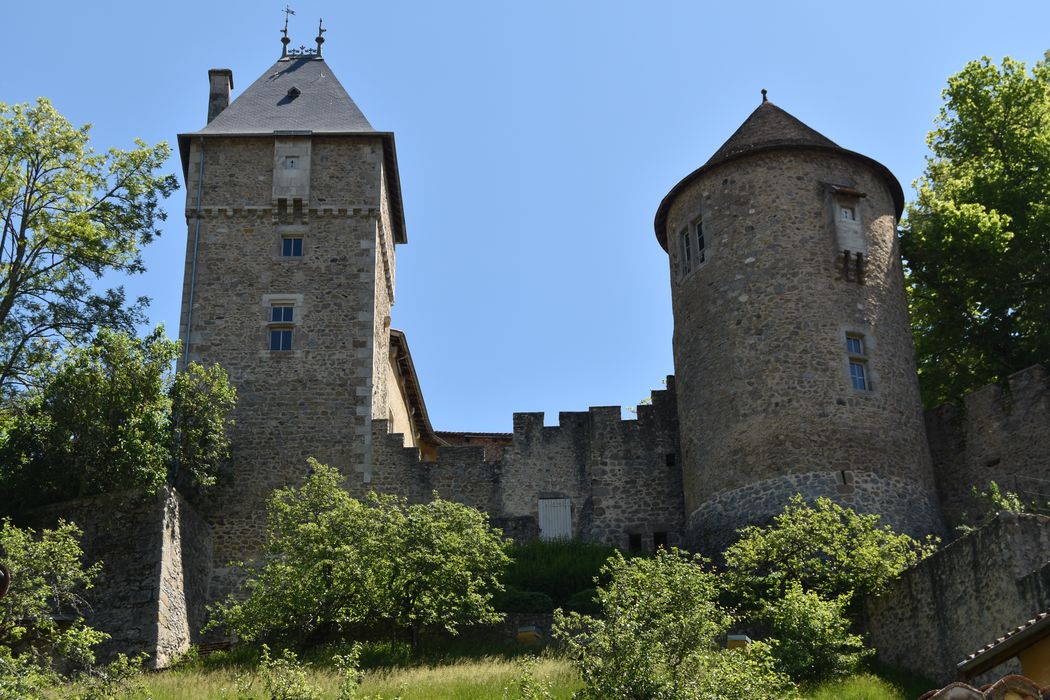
[138,659,933,700]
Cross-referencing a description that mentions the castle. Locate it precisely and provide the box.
[36,33,1050,680]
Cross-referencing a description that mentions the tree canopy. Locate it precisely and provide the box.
[0,327,235,510]
[0,98,177,398]
[901,53,1050,406]
[209,461,510,649]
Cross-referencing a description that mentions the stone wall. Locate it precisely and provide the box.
[662,146,939,548]
[179,133,395,602]
[927,365,1050,529]
[367,379,683,550]
[23,488,210,669]
[864,512,1050,685]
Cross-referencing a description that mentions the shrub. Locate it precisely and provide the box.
[492,588,554,614]
[503,539,618,608]
[209,461,510,650]
[723,495,937,614]
[563,588,600,616]
[554,548,794,699]
[763,582,871,683]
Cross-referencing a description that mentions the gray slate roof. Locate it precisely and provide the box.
[652,100,904,251]
[195,56,374,134]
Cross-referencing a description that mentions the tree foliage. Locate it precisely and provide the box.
[901,53,1050,406]
[723,496,937,612]
[554,548,793,700]
[0,519,106,694]
[0,327,235,510]
[0,98,178,397]
[209,461,510,649]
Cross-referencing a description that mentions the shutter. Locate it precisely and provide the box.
[538,498,571,540]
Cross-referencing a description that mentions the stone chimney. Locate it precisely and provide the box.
[207,69,234,123]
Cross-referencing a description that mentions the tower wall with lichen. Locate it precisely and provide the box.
[662,148,943,551]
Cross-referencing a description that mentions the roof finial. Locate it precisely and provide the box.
[281,5,295,58]
[761,88,768,104]
[315,18,326,57]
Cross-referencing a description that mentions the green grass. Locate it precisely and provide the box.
[141,655,581,700]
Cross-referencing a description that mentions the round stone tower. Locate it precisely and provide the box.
[654,97,944,550]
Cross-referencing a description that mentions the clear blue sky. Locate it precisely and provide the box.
[7,2,1049,431]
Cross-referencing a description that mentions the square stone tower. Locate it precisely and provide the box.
[176,46,406,598]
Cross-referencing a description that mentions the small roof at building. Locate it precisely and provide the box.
[957,611,1050,681]
[652,99,904,251]
[196,56,374,135]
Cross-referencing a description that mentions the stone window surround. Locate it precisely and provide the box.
[844,330,874,392]
[261,293,305,356]
[675,213,708,282]
[275,224,307,261]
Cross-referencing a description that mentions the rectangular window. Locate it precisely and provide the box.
[846,335,863,355]
[281,237,303,257]
[841,205,856,221]
[269,328,292,352]
[271,305,294,323]
[694,219,705,264]
[849,361,868,390]
[628,533,643,553]
[653,531,669,550]
[679,228,693,275]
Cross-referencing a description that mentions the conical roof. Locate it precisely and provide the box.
[703,101,839,169]
[196,56,374,135]
[653,100,903,251]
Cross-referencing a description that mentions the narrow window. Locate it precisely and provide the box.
[665,453,677,467]
[845,333,869,391]
[285,156,298,169]
[841,205,856,221]
[653,531,669,550]
[679,228,693,276]
[628,533,643,553]
[694,219,705,264]
[281,237,303,257]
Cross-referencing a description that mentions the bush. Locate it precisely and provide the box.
[209,461,510,650]
[563,588,599,616]
[492,588,554,614]
[723,495,938,615]
[554,548,794,699]
[503,539,618,609]
[763,582,871,683]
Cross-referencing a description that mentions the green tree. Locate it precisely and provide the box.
[901,53,1050,406]
[0,519,107,693]
[0,98,178,397]
[722,496,937,614]
[761,582,870,683]
[0,327,235,510]
[209,461,509,650]
[553,548,794,700]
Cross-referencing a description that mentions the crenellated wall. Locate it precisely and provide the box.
[927,365,1050,529]
[364,378,683,550]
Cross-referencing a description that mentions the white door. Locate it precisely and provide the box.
[538,498,571,540]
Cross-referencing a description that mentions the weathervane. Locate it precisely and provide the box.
[280,5,295,58]
[316,18,326,57]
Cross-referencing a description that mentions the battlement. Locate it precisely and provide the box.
[367,377,683,550]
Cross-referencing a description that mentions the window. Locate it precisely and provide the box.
[694,219,706,264]
[653,531,668,550]
[677,217,706,278]
[840,205,856,221]
[269,304,294,352]
[846,333,869,391]
[281,237,303,257]
[284,156,298,169]
[679,228,693,275]
[628,533,643,552]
